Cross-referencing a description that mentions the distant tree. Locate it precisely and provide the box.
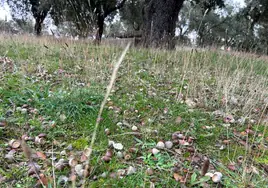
[8,0,51,36]
[0,20,17,33]
[51,0,127,42]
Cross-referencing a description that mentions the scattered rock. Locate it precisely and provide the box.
[100,172,108,178]
[156,141,165,149]
[165,141,173,149]
[185,98,196,108]
[113,143,124,150]
[75,164,84,177]
[131,126,138,131]
[212,172,222,183]
[152,148,160,155]
[66,144,73,151]
[116,151,124,159]
[126,166,136,175]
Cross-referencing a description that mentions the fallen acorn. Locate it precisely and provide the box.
[124,154,131,160]
[146,168,154,176]
[35,136,45,144]
[131,126,138,131]
[212,172,222,183]
[21,135,29,141]
[165,141,173,149]
[69,158,78,167]
[105,128,110,135]
[152,148,160,155]
[101,155,111,162]
[127,166,136,175]
[237,156,244,163]
[105,149,113,158]
[9,139,21,149]
[156,141,165,149]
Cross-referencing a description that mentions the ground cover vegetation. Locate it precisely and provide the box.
[0,35,267,187]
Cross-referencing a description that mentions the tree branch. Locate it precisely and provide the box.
[104,0,127,18]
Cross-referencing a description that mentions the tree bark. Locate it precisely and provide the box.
[94,0,127,44]
[95,16,105,44]
[34,17,43,36]
[142,0,185,49]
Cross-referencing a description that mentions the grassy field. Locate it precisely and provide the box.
[0,34,268,187]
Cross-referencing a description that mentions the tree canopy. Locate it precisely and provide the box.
[4,0,268,53]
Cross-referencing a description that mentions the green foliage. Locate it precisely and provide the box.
[119,0,144,31]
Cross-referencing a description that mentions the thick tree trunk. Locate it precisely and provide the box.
[142,0,185,49]
[34,18,43,36]
[95,16,105,44]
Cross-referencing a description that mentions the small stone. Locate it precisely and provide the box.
[58,175,68,185]
[60,150,66,156]
[68,158,78,167]
[108,140,115,147]
[116,122,123,127]
[116,151,124,159]
[60,114,67,122]
[21,108,28,114]
[205,172,214,177]
[185,98,196,108]
[127,166,137,175]
[156,141,165,149]
[66,144,73,151]
[165,141,173,149]
[113,143,124,150]
[131,126,138,131]
[99,172,108,178]
[152,148,160,155]
[75,164,84,177]
[16,107,22,112]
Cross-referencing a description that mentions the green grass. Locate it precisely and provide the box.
[0,35,268,187]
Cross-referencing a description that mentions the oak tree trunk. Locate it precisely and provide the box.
[95,16,105,44]
[34,17,43,36]
[142,0,185,49]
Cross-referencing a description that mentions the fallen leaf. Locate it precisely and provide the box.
[36,151,46,160]
[0,120,7,128]
[227,163,237,171]
[173,173,183,182]
[37,174,50,186]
